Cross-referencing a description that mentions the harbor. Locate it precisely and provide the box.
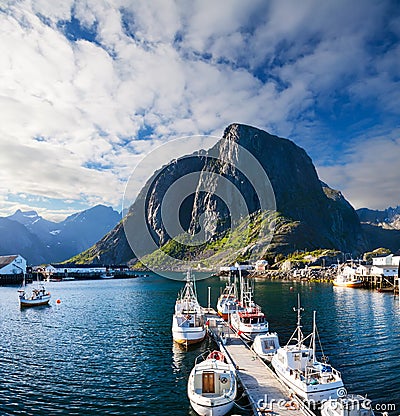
[173,268,383,416]
[206,312,315,416]
[0,274,399,415]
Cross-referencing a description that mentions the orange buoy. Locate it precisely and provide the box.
[56,299,61,304]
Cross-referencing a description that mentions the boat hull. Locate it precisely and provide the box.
[172,326,206,346]
[190,399,234,416]
[19,295,51,307]
[173,335,206,346]
[333,281,363,288]
[321,395,375,416]
[271,359,344,403]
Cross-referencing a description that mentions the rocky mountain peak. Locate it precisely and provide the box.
[72,123,367,266]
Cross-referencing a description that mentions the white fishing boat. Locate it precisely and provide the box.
[230,269,268,341]
[172,269,206,347]
[216,277,241,320]
[188,350,237,416]
[333,266,363,288]
[253,332,280,361]
[321,394,375,416]
[100,272,114,279]
[271,295,344,403]
[18,273,51,307]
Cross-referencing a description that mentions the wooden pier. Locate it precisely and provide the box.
[204,311,316,416]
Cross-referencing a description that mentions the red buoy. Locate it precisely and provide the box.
[56,299,61,304]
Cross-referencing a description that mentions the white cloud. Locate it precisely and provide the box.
[317,129,400,210]
[0,0,399,221]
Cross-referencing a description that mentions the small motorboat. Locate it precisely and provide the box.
[187,350,237,416]
[253,332,280,361]
[333,274,364,288]
[18,284,51,307]
[321,394,375,416]
[100,272,114,279]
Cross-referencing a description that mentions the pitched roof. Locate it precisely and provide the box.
[0,255,18,268]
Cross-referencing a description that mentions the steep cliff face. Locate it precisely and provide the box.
[73,123,366,265]
[189,124,365,255]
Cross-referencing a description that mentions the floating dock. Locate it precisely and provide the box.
[204,310,316,416]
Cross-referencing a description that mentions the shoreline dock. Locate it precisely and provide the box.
[204,309,316,416]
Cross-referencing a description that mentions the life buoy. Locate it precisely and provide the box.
[185,314,191,320]
[219,375,228,384]
[207,351,225,361]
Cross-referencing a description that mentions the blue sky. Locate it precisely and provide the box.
[0,0,399,221]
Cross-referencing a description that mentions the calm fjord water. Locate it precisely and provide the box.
[0,276,399,415]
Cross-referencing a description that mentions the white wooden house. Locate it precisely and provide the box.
[255,260,268,272]
[0,255,27,274]
[372,254,400,266]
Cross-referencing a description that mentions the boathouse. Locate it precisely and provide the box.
[370,265,398,277]
[0,254,27,284]
[0,254,26,274]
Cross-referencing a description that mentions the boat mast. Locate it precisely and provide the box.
[293,294,304,347]
[312,310,317,361]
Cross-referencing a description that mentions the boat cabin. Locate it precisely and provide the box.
[239,314,267,325]
[275,346,313,372]
[193,369,232,397]
[253,333,280,358]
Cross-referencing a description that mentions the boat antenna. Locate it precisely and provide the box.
[293,294,304,346]
[312,310,316,361]
[237,263,244,306]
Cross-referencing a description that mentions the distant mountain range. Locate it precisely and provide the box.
[357,206,400,229]
[356,206,400,254]
[0,205,120,265]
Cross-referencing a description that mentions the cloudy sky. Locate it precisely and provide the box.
[1,0,399,221]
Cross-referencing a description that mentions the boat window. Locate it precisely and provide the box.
[263,340,276,349]
[302,352,309,357]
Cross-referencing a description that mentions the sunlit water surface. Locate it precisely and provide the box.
[0,276,399,415]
